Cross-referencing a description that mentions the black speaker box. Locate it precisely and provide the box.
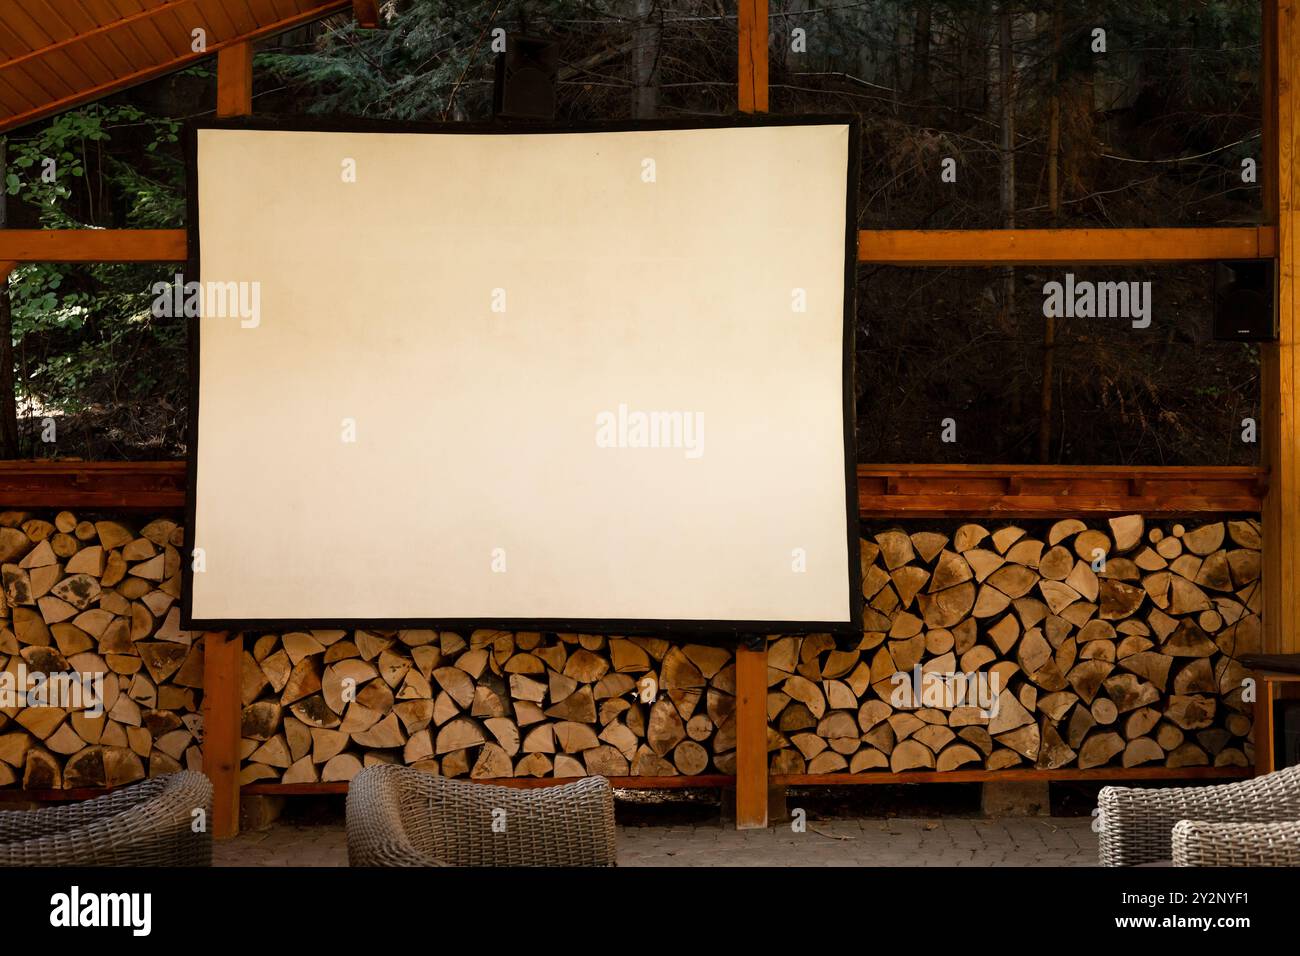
[493,35,559,121]
[1213,259,1277,342]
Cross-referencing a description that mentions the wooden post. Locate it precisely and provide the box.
[202,632,243,838]
[733,0,771,830]
[353,0,381,29]
[734,640,770,829]
[1261,0,1300,658]
[737,0,769,113]
[200,42,254,838]
[216,42,253,118]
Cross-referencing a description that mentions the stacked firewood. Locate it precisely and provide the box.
[0,509,1260,789]
[0,511,203,789]
[239,630,736,783]
[768,517,1258,774]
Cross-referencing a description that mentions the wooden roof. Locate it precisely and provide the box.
[0,0,360,134]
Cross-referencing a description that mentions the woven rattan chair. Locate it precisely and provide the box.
[347,764,617,866]
[0,771,212,867]
[1098,765,1300,866]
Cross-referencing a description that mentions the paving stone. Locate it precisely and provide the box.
[212,816,1097,867]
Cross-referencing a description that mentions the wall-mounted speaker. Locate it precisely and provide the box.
[1213,259,1276,342]
[493,35,558,121]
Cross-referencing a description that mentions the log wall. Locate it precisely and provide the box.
[770,516,1258,775]
[0,509,1259,789]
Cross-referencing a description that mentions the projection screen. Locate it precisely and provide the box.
[184,117,860,636]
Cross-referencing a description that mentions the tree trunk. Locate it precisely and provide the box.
[910,1,933,101]
[1038,0,1064,464]
[0,136,19,459]
[997,4,1016,354]
[997,6,1016,232]
[632,0,659,120]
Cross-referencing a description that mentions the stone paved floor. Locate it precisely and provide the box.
[214,816,1098,867]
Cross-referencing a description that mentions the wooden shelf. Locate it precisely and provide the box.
[0,461,186,509]
[858,464,1265,517]
[774,766,1252,786]
[0,461,1263,515]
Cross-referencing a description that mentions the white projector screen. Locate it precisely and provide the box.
[184,118,859,636]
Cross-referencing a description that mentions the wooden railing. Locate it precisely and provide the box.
[858,464,1266,517]
[0,461,186,509]
[0,461,1264,516]
[0,225,1280,267]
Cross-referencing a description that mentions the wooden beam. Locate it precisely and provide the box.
[216,41,253,118]
[0,461,185,509]
[734,0,770,831]
[352,0,382,29]
[859,495,1262,519]
[733,642,769,829]
[1254,679,1277,775]
[245,775,735,796]
[0,2,351,134]
[1262,0,1299,655]
[737,0,768,113]
[0,459,1262,514]
[201,632,243,839]
[193,31,255,841]
[859,227,1277,265]
[0,229,186,262]
[857,464,1265,517]
[773,766,1252,786]
[0,226,1272,269]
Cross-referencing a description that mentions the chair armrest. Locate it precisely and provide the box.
[1098,767,1300,866]
[1098,785,1192,866]
[346,769,445,867]
[1172,819,1300,867]
[0,773,211,866]
[347,766,617,866]
[0,783,161,842]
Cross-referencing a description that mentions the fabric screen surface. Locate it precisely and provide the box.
[189,122,855,628]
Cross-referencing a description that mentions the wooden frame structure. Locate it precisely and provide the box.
[0,1,1291,836]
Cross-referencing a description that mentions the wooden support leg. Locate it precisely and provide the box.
[1255,679,1275,776]
[202,631,243,839]
[737,0,769,113]
[201,42,252,841]
[216,42,253,118]
[734,642,769,829]
[1262,0,1300,663]
[353,0,381,29]
[734,0,773,832]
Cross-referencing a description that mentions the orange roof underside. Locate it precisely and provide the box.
[0,0,353,134]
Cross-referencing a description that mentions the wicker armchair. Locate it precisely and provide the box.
[1098,765,1300,866]
[0,771,212,867]
[347,764,617,867]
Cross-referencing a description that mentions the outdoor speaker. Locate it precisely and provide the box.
[493,35,558,120]
[1213,259,1276,341]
